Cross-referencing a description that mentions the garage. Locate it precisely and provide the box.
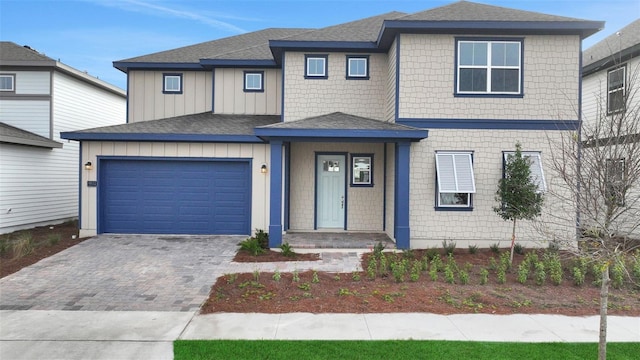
[98,158,251,235]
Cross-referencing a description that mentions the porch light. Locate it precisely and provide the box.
[84,161,93,170]
[261,164,268,174]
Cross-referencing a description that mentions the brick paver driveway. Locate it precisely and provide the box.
[0,235,242,312]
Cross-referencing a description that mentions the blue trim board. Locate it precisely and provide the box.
[394,142,411,249]
[284,142,291,231]
[397,118,580,131]
[162,73,183,94]
[60,132,265,143]
[113,62,202,72]
[304,54,329,79]
[270,40,379,50]
[345,55,370,80]
[78,142,83,226]
[269,141,284,247]
[243,70,265,92]
[394,35,400,122]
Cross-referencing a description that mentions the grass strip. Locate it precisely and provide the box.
[174,340,640,360]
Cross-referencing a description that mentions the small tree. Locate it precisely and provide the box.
[494,142,544,263]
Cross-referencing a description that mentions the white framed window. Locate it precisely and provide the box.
[0,74,15,92]
[346,56,368,79]
[605,158,625,206]
[351,154,373,186]
[502,151,547,192]
[305,55,327,79]
[435,152,476,208]
[163,73,182,94]
[244,71,264,92]
[607,66,625,114]
[456,39,522,95]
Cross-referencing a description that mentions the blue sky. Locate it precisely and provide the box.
[1,0,638,90]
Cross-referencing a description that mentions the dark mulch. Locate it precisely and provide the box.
[233,249,321,263]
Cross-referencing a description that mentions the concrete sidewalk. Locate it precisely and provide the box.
[1,310,638,360]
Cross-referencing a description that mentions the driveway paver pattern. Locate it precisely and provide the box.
[0,234,363,312]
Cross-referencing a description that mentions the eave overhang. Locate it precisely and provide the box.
[60,132,264,143]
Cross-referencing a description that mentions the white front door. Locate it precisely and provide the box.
[316,154,346,229]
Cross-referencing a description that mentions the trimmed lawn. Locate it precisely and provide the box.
[174,340,640,359]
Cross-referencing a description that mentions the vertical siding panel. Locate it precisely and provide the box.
[164,143,178,156]
[176,143,190,156]
[189,143,203,157]
[151,143,165,156]
[234,70,245,113]
[227,143,241,157]
[143,72,156,122]
[240,143,253,157]
[139,143,153,156]
[126,142,140,156]
[202,143,215,157]
[205,71,213,112]
[113,142,127,155]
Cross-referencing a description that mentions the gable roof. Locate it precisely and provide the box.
[0,122,63,148]
[0,41,125,96]
[60,112,280,143]
[115,1,603,72]
[114,28,310,71]
[255,112,427,141]
[583,19,640,76]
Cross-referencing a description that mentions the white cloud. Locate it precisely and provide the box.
[90,0,249,33]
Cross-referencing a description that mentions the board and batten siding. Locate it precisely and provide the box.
[213,68,282,115]
[0,70,125,234]
[79,142,270,237]
[283,52,388,122]
[128,70,213,122]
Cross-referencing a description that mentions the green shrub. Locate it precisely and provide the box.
[592,262,604,286]
[534,262,546,286]
[351,272,361,282]
[292,270,300,282]
[312,271,320,283]
[373,241,386,259]
[48,233,61,246]
[390,258,408,283]
[425,247,439,261]
[544,252,563,286]
[12,233,34,259]
[279,242,295,257]
[458,269,469,285]
[513,243,525,255]
[430,253,443,272]
[479,268,489,285]
[272,270,281,282]
[254,229,269,249]
[442,240,456,255]
[632,251,640,283]
[468,244,478,254]
[517,261,530,284]
[366,258,377,280]
[572,267,585,286]
[239,237,265,256]
[490,242,501,254]
[611,259,625,289]
[379,254,389,277]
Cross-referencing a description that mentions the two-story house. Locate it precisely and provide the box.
[0,42,126,234]
[61,1,603,248]
[582,19,640,239]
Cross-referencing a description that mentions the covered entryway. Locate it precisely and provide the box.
[99,158,251,235]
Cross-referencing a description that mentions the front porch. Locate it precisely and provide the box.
[254,112,428,249]
[284,231,395,249]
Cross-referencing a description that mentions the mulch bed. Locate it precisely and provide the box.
[233,250,321,262]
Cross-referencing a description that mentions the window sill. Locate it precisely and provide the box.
[351,183,374,188]
[434,206,474,212]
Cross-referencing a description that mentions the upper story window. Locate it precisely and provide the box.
[244,71,264,92]
[435,152,476,209]
[346,56,369,80]
[502,151,547,192]
[0,74,15,92]
[456,38,523,96]
[163,73,182,94]
[607,66,625,114]
[305,55,328,79]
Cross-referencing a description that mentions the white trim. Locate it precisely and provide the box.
[244,72,263,90]
[348,57,367,78]
[306,57,326,77]
[435,152,476,193]
[163,75,181,92]
[0,74,15,92]
[457,40,521,94]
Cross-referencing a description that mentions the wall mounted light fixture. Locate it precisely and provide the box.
[84,161,93,170]
[260,164,268,174]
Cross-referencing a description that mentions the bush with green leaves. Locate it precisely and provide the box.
[292,270,300,282]
[272,270,281,282]
[442,240,456,255]
[254,229,269,249]
[517,260,530,284]
[544,252,563,286]
[239,237,265,256]
[611,259,625,289]
[12,233,34,258]
[513,243,525,255]
[379,253,389,277]
[373,241,386,259]
[468,244,478,254]
[391,258,408,283]
[366,257,377,280]
[572,266,585,286]
[279,242,295,257]
[410,259,422,282]
[312,271,320,283]
[490,242,501,254]
[479,268,489,285]
[534,261,546,286]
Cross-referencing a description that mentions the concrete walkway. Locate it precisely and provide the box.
[1,310,638,360]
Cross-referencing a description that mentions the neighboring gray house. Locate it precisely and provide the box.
[582,19,640,238]
[62,1,602,248]
[0,42,126,234]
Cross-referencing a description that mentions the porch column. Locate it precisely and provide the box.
[268,140,283,247]
[395,141,411,249]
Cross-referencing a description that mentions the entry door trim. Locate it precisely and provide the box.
[314,152,348,230]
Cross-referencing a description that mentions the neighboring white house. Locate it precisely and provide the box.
[582,19,640,239]
[0,41,126,234]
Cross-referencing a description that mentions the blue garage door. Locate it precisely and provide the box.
[99,159,251,235]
